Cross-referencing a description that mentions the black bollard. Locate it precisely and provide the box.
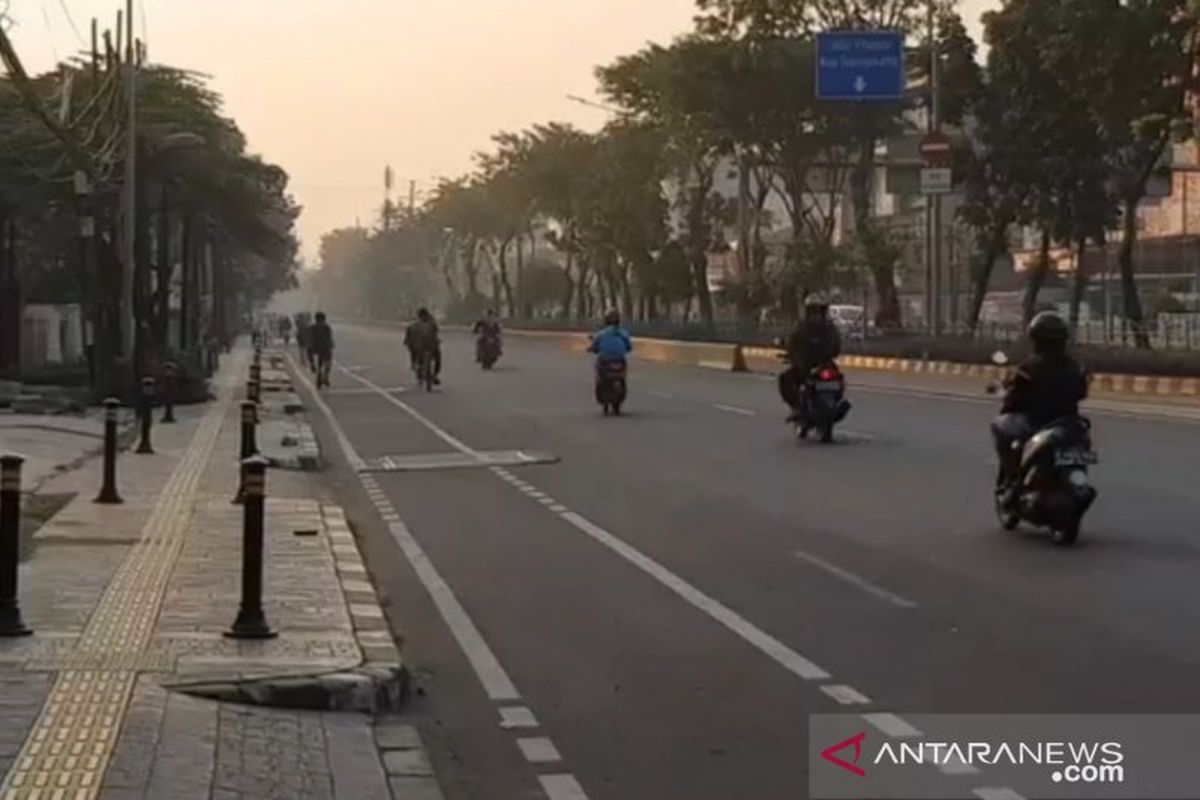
[136,377,157,455]
[95,398,123,505]
[240,400,259,460]
[0,455,32,637]
[161,361,177,424]
[225,456,277,640]
[231,401,259,505]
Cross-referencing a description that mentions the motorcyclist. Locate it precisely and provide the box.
[588,309,633,377]
[778,295,842,422]
[473,309,502,363]
[407,308,442,384]
[992,311,1090,501]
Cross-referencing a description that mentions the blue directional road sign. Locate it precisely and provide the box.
[816,30,905,101]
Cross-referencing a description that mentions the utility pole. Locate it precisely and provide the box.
[120,0,138,361]
[409,180,417,217]
[925,0,944,337]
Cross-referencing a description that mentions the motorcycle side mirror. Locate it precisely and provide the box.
[991,350,1010,366]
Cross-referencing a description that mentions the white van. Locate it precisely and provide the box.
[829,305,866,337]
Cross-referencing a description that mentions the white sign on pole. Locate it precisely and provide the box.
[921,167,953,195]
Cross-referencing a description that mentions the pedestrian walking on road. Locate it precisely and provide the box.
[308,311,335,388]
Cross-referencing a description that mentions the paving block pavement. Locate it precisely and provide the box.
[0,346,442,800]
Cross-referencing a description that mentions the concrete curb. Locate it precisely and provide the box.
[168,498,408,714]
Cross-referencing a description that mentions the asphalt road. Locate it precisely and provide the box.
[301,323,1200,800]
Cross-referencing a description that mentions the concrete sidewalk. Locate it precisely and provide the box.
[0,348,443,800]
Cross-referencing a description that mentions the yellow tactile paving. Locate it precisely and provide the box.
[0,367,236,800]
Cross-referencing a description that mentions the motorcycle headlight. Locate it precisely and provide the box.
[1068,470,1090,488]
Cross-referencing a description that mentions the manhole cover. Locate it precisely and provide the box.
[361,450,559,473]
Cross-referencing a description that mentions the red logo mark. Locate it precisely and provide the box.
[822,732,867,778]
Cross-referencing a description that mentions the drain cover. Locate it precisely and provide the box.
[361,450,559,473]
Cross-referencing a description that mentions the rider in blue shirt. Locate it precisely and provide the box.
[589,310,633,365]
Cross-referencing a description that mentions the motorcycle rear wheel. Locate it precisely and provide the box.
[1050,518,1081,546]
[994,493,1021,531]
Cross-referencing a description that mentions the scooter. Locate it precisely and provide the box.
[779,351,851,444]
[477,334,502,370]
[988,352,1099,546]
[596,360,628,416]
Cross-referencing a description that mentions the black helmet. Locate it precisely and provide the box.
[1028,311,1069,351]
[604,309,621,326]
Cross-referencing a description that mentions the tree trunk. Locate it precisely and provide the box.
[152,185,171,349]
[850,130,901,328]
[1119,195,1151,349]
[559,253,575,320]
[575,264,590,320]
[1069,237,1089,334]
[180,214,193,354]
[0,213,20,378]
[1022,229,1052,326]
[968,222,1008,332]
[498,237,515,316]
[685,172,715,325]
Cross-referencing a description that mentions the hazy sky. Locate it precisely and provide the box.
[7,0,996,262]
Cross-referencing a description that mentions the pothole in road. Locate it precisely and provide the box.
[360,450,559,473]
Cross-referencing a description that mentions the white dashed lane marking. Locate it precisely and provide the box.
[974,789,1027,800]
[540,774,590,800]
[325,359,1033,800]
[819,684,871,706]
[518,737,563,764]
[499,706,539,730]
[714,403,757,417]
[864,712,922,738]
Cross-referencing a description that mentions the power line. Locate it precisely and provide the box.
[139,0,147,54]
[57,0,86,45]
[40,0,60,62]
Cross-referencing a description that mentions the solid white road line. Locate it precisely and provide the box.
[299,361,521,702]
[714,403,757,417]
[560,512,830,682]
[344,367,834,683]
[384,518,519,702]
[517,737,563,764]
[863,712,922,738]
[290,356,367,470]
[819,684,871,706]
[792,550,918,610]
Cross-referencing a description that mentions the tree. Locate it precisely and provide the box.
[599,39,729,324]
[1087,0,1198,347]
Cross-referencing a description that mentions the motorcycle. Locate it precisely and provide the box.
[987,352,1098,545]
[477,333,502,370]
[595,359,628,416]
[780,354,851,444]
[995,416,1099,545]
